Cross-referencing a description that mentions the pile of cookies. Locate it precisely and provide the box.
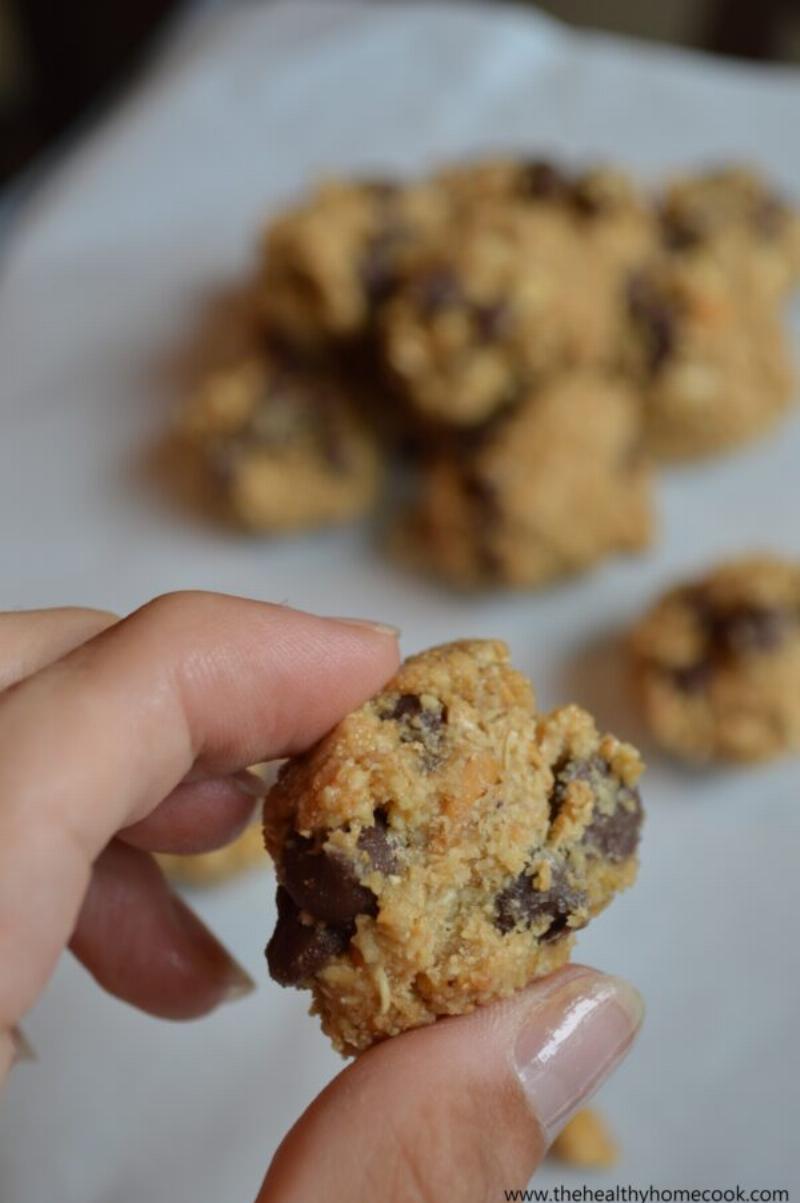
[182,159,799,591]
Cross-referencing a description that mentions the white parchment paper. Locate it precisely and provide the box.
[0,3,798,1199]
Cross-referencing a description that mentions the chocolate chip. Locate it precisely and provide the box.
[550,757,642,863]
[520,160,571,201]
[549,755,606,822]
[671,661,713,693]
[753,195,787,239]
[281,834,377,924]
[627,274,676,373]
[712,605,790,655]
[660,213,704,252]
[266,887,353,986]
[415,268,463,315]
[361,226,407,305]
[584,788,643,862]
[357,809,398,875]
[495,865,587,940]
[473,301,511,342]
[382,693,447,738]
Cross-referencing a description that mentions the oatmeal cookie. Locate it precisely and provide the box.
[264,640,644,1053]
[630,555,800,763]
[259,178,446,347]
[624,253,793,460]
[398,372,653,590]
[379,188,648,428]
[659,165,800,299]
[182,349,380,530]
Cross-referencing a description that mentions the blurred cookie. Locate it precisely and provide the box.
[157,823,268,887]
[399,372,653,589]
[550,1108,619,1169]
[659,165,800,300]
[259,178,446,347]
[630,554,800,763]
[182,349,381,530]
[624,254,793,459]
[264,639,644,1053]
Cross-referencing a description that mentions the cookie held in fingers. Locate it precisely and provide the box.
[264,640,644,1053]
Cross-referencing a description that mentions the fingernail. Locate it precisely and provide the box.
[219,966,257,1005]
[11,1025,36,1064]
[328,616,401,638]
[514,971,644,1147]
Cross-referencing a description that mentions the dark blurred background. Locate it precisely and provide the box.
[2,0,800,186]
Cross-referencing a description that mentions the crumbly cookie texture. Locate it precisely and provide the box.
[181,349,380,530]
[630,555,800,763]
[659,165,800,299]
[264,640,644,1054]
[624,252,793,460]
[157,824,267,887]
[550,1108,619,1170]
[259,178,447,347]
[399,372,653,589]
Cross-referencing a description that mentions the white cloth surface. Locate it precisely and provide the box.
[1,3,799,1198]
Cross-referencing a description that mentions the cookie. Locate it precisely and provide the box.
[659,165,800,299]
[550,1108,619,1170]
[379,179,652,429]
[398,372,653,590]
[630,555,800,763]
[181,349,380,530]
[264,640,644,1053]
[624,254,793,460]
[437,157,656,271]
[259,178,446,348]
[157,823,267,887]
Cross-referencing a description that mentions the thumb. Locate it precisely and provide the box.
[257,965,644,1203]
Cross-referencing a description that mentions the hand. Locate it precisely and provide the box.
[0,594,643,1202]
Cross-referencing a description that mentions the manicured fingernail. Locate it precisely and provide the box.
[329,617,401,638]
[514,971,644,1146]
[11,1025,36,1064]
[220,968,257,1004]
[231,769,268,798]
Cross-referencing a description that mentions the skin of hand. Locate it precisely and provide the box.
[0,594,644,1202]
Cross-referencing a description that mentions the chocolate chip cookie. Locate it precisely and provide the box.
[398,371,653,589]
[630,555,800,763]
[659,165,800,300]
[259,178,446,348]
[182,349,380,530]
[264,640,644,1053]
[624,253,793,460]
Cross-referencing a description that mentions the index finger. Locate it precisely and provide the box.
[0,592,399,1029]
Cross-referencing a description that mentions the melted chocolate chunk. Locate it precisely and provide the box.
[549,755,605,822]
[520,160,571,201]
[361,226,408,305]
[382,693,447,738]
[357,809,399,875]
[660,213,704,252]
[671,660,713,694]
[711,604,790,655]
[550,756,642,863]
[584,788,643,861]
[495,865,587,941]
[473,301,511,342]
[281,834,377,924]
[752,195,787,240]
[415,268,463,315]
[627,274,677,373]
[266,887,354,986]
